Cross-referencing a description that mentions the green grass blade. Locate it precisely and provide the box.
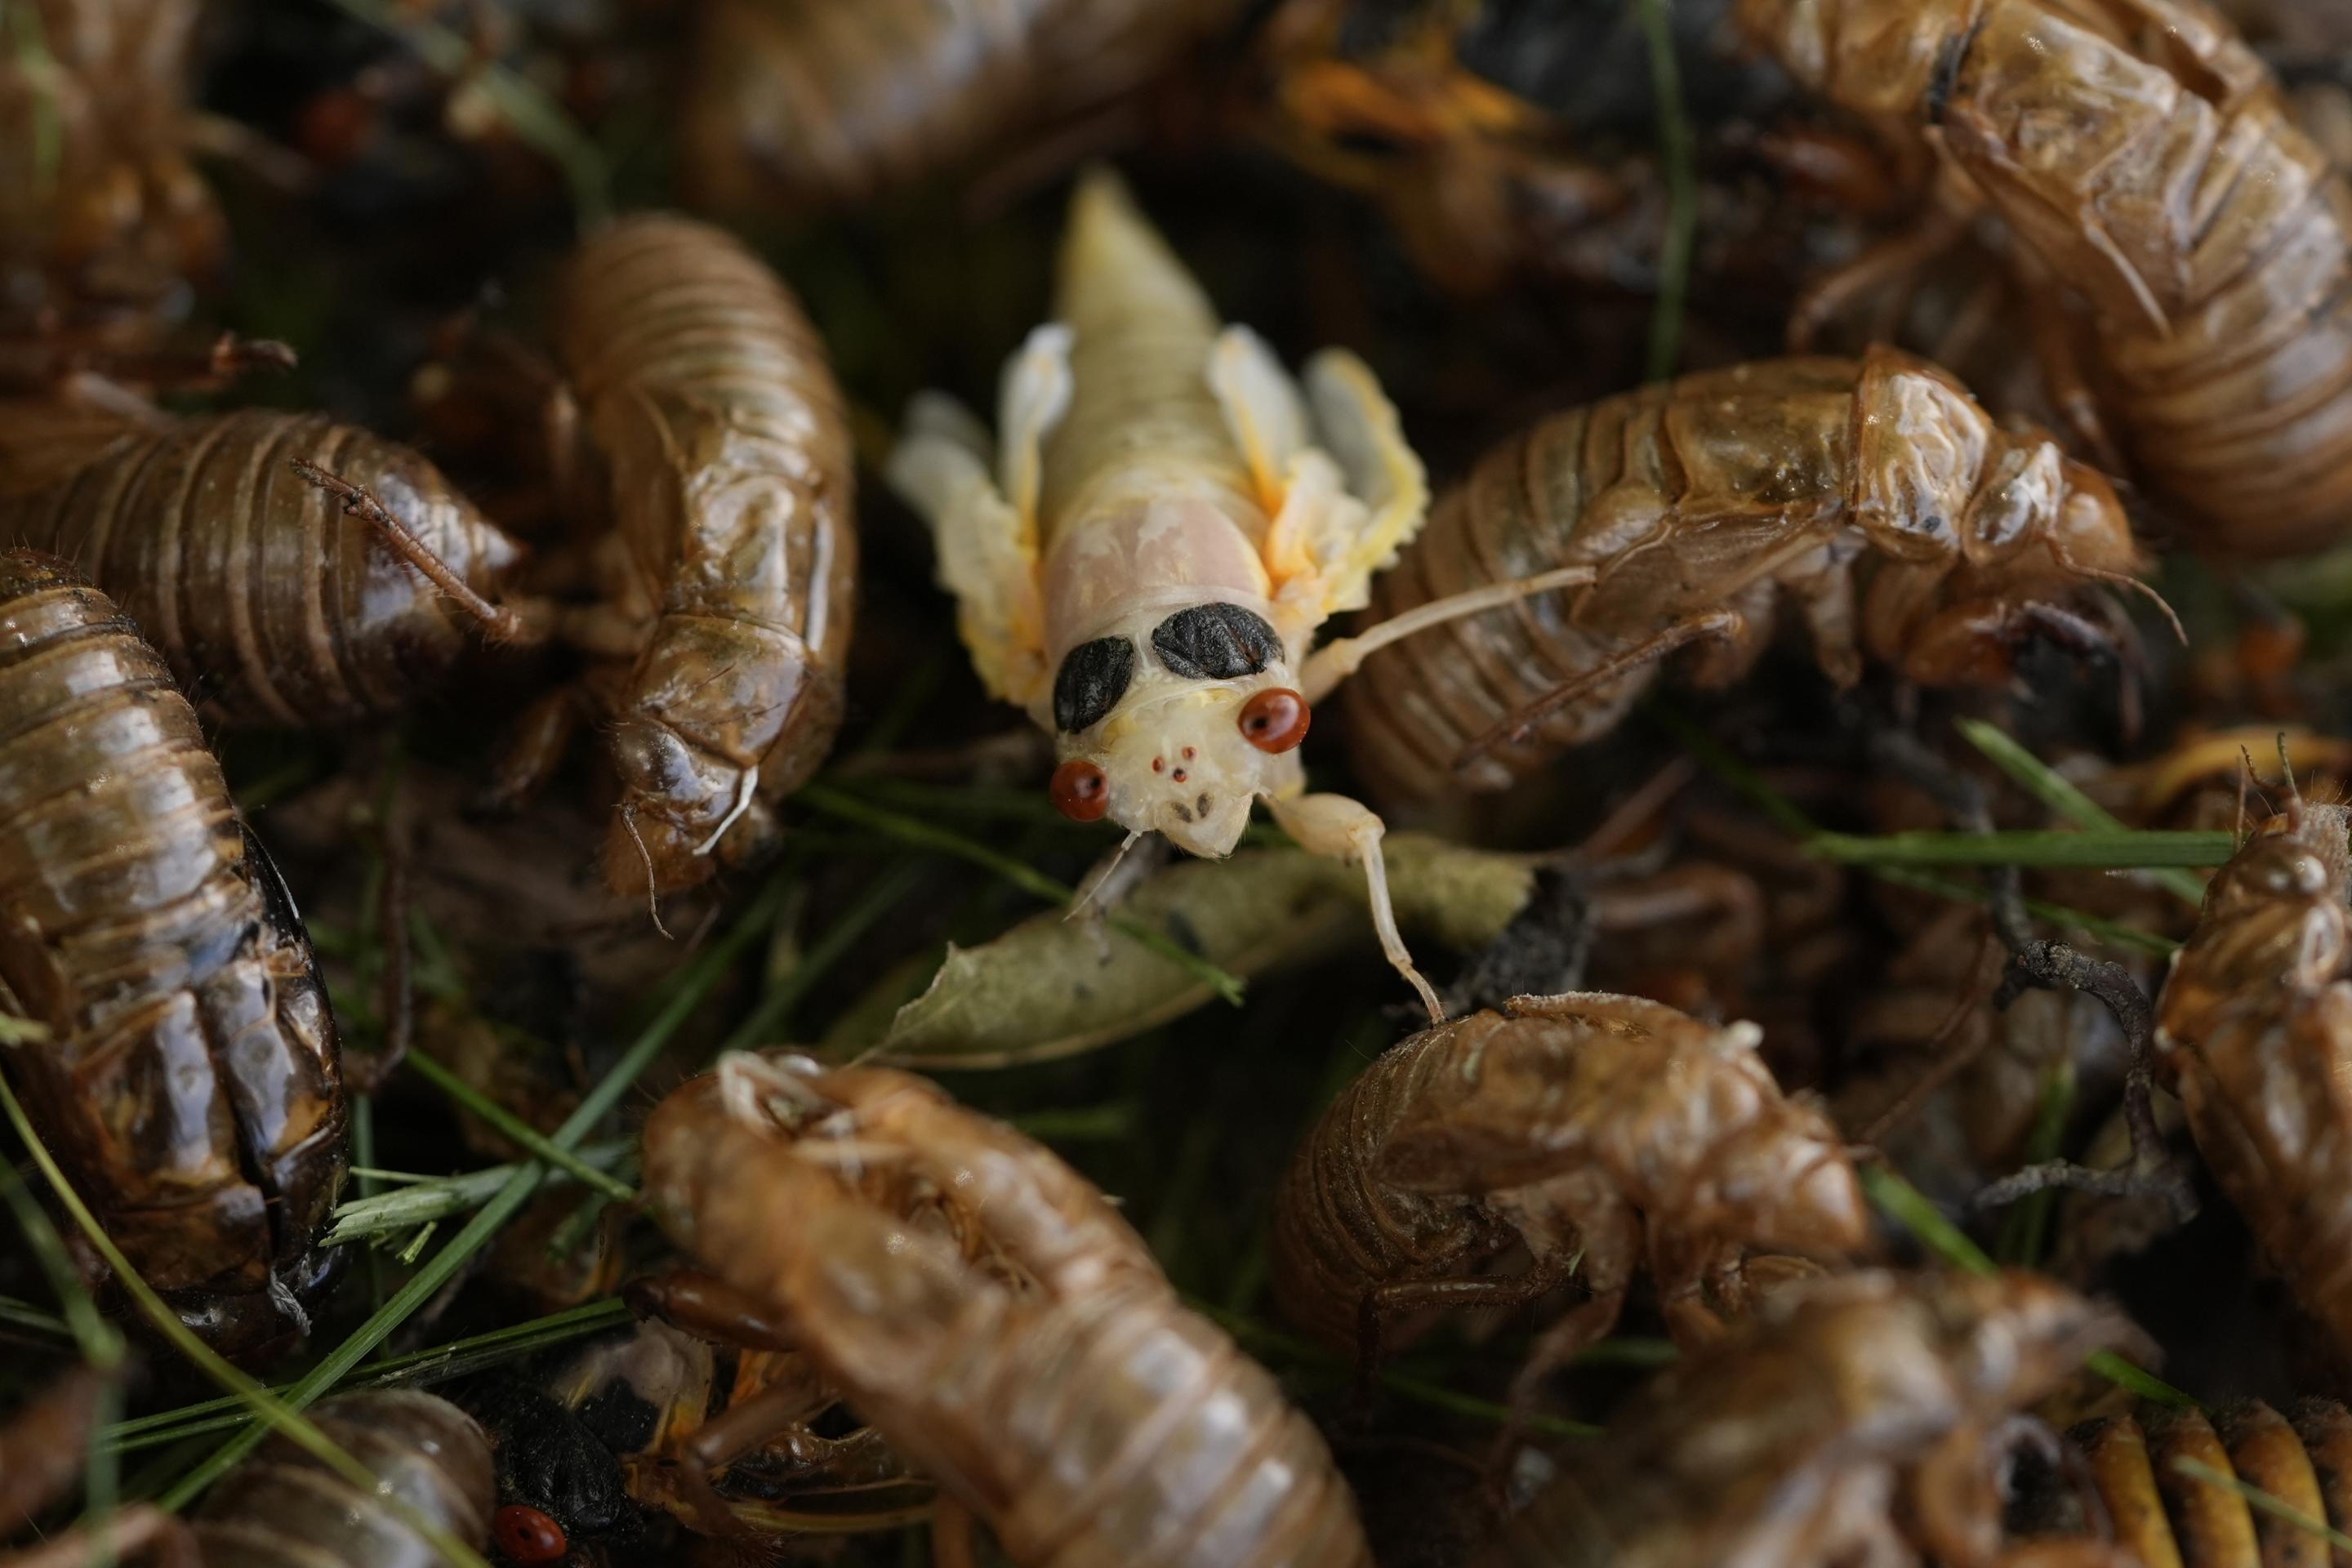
[1956,718,2208,905]
[1190,1298,1600,1440]
[1656,712,2177,955]
[0,1151,124,1544]
[102,1298,633,1454]
[1809,829,2235,869]
[1637,0,1695,381]
[2175,1456,2352,1545]
[323,1139,635,1246]
[1862,1165,2194,1408]
[403,1050,637,1200]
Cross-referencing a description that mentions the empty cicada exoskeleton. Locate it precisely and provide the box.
[889,167,1593,1020]
[1739,0,2352,559]
[2049,1397,2352,1568]
[1473,1268,2144,1568]
[191,1392,497,1568]
[1340,350,2151,804]
[0,1383,491,1568]
[542,213,856,895]
[0,0,225,336]
[2154,790,2352,1362]
[1272,992,1867,1417]
[679,0,1241,215]
[639,1051,1375,1567]
[0,402,523,728]
[0,550,344,1356]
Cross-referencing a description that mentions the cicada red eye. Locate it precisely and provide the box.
[1238,688,1310,754]
[1050,758,1111,822]
[493,1503,569,1564]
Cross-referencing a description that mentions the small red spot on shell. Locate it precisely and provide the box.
[1152,757,1165,773]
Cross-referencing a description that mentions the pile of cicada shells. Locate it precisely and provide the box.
[8,1,2352,1565]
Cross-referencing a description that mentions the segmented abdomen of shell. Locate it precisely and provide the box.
[0,410,520,727]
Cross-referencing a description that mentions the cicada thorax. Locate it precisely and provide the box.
[0,550,345,1357]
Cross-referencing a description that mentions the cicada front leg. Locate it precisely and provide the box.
[1264,789,1442,1022]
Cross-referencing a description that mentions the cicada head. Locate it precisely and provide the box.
[1045,600,1312,858]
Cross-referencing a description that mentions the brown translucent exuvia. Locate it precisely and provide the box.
[1740,0,2352,558]
[1272,992,1867,1395]
[555,215,856,893]
[0,550,345,1356]
[0,0,225,330]
[1472,1269,2140,1567]
[1343,350,2147,802]
[2064,1397,2352,1567]
[641,1052,1374,1567]
[190,1392,496,1567]
[2154,797,2352,1364]
[679,0,1241,214]
[0,405,521,727]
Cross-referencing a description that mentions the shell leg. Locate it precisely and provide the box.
[1265,791,1442,1022]
[626,1265,800,1353]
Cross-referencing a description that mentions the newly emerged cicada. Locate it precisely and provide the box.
[889,168,1585,1018]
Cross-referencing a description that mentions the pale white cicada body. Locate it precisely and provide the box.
[889,170,1589,1021]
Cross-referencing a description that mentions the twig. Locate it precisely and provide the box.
[1976,940,2195,1223]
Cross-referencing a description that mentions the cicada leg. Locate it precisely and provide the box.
[1264,791,1442,1022]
